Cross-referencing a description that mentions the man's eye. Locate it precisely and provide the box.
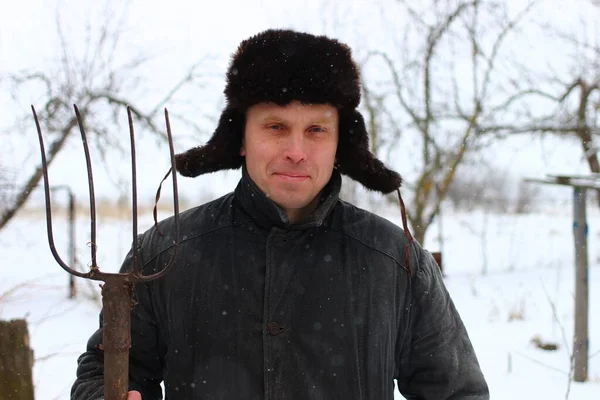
[309,126,325,133]
[268,124,283,131]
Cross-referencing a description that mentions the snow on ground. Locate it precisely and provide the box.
[1,206,599,399]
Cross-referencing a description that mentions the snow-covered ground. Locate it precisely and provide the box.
[1,206,599,399]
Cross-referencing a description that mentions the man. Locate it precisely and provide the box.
[72,29,489,400]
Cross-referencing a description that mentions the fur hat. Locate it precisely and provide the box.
[174,29,402,194]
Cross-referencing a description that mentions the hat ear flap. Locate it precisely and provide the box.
[175,108,245,177]
[336,110,402,194]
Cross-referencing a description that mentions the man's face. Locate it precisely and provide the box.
[242,101,339,223]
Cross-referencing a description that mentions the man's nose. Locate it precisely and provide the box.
[282,132,307,163]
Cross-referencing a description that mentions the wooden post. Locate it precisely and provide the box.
[573,187,589,382]
[68,191,76,299]
[432,252,443,275]
[524,176,594,382]
[0,319,34,400]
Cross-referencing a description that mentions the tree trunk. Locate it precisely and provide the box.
[0,117,76,232]
[0,319,34,400]
[410,215,427,247]
[575,82,600,210]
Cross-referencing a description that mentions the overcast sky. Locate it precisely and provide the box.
[1,0,597,210]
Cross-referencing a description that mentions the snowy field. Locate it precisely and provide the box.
[1,206,599,399]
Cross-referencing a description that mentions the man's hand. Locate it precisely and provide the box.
[128,391,142,399]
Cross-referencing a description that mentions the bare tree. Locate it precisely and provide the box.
[462,2,600,209]
[0,4,207,231]
[361,0,540,244]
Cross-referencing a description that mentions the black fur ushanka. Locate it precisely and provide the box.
[174,29,402,194]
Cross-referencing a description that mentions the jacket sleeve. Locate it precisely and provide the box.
[71,237,165,400]
[396,246,489,400]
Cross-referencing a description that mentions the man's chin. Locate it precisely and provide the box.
[269,178,312,194]
[269,194,312,211]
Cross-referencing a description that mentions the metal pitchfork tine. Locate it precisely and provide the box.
[32,104,180,400]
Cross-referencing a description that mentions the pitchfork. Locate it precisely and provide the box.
[32,104,180,400]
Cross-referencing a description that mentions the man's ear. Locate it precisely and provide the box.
[240,140,246,156]
[174,108,244,177]
[336,109,402,193]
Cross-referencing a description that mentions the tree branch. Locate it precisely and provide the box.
[480,1,540,104]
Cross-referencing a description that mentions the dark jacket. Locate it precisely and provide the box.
[72,169,489,400]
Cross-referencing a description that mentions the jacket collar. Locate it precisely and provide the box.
[234,164,341,230]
